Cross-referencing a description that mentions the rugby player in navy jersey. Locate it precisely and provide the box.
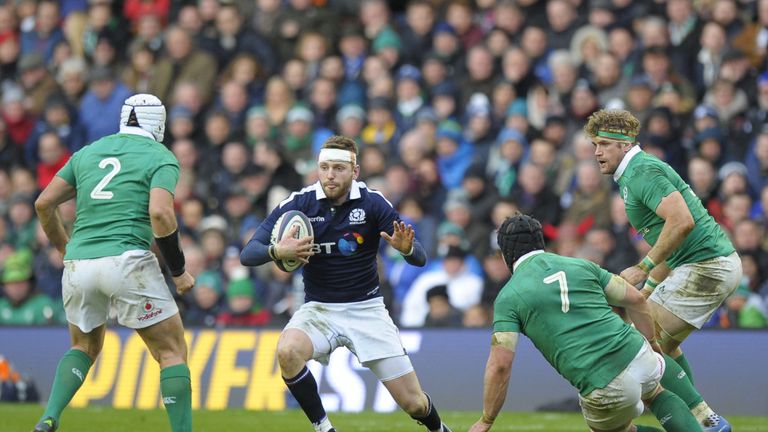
[241,135,451,432]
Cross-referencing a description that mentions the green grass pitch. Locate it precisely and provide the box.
[5,404,768,431]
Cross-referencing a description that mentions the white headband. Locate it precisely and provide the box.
[318,148,356,164]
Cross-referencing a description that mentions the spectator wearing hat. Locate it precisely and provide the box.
[1,85,34,149]
[400,1,436,67]
[487,127,527,196]
[361,96,398,153]
[430,79,459,122]
[149,25,217,103]
[337,25,367,83]
[335,104,366,142]
[0,29,20,83]
[624,75,655,124]
[283,104,332,174]
[167,105,196,143]
[462,161,498,234]
[719,161,753,201]
[20,0,64,64]
[185,269,225,327]
[216,275,271,327]
[78,65,132,144]
[434,120,472,190]
[443,190,491,261]
[464,93,496,160]
[423,284,463,328]
[694,126,729,168]
[400,244,483,327]
[394,64,425,133]
[17,52,58,116]
[0,249,64,325]
[25,95,86,166]
[431,22,464,73]
[198,214,230,268]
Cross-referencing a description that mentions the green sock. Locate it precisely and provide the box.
[42,349,93,422]
[672,352,694,385]
[160,364,192,432]
[660,353,703,409]
[649,389,702,431]
[635,425,664,432]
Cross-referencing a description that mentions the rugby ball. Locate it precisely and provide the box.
[270,210,314,272]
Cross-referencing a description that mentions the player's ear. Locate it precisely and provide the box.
[353,164,360,179]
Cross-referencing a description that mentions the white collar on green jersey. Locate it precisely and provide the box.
[513,250,545,272]
[613,145,642,182]
[119,125,156,141]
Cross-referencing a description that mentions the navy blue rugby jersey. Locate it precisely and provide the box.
[244,180,425,303]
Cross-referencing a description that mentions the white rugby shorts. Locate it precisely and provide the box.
[285,296,407,366]
[579,341,665,431]
[62,250,179,332]
[650,252,742,329]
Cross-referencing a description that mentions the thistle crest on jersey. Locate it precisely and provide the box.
[120,94,166,142]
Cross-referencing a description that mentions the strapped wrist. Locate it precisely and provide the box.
[155,229,185,277]
[637,255,656,273]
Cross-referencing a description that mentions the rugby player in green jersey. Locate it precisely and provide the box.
[32,94,195,432]
[470,215,701,432]
[587,109,740,431]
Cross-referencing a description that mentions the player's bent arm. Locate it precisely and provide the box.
[647,191,695,265]
[240,234,272,267]
[149,188,186,277]
[35,177,76,255]
[479,332,519,427]
[604,275,656,344]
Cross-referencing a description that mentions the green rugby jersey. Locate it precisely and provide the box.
[56,131,180,260]
[493,251,645,396]
[614,146,734,268]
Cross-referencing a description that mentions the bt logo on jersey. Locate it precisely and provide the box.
[311,232,364,255]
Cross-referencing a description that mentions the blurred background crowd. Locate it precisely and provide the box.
[0,0,767,330]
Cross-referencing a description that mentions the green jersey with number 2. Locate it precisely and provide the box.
[493,251,645,396]
[56,133,180,260]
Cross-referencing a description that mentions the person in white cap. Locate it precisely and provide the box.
[32,94,195,432]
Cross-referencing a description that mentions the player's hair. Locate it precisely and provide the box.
[497,214,545,272]
[322,135,359,155]
[583,109,641,142]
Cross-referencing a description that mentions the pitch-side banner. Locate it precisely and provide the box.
[0,328,765,415]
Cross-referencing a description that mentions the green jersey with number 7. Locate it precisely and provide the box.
[55,133,180,260]
[493,251,646,396]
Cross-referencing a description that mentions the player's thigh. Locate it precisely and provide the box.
[338,297,408,364]
[283,302,336,364]
[111,250,179,330]
[62,259,112,333]
[135,313,187,365]
[650,253,742,330]
[580,364,644,431]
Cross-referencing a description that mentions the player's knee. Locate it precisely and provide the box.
[276,340,305,369]
[72,343,101,362]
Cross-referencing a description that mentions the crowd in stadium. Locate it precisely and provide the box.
[0,0,767,329]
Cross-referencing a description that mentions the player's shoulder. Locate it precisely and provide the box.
[277,182,322,209]
[355,181,394,208]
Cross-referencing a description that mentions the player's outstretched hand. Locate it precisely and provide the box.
[276,225,315,264]
[620,265,647,287]
[469,420,493,432]
[172,271,195,295]
[380,221,414,255]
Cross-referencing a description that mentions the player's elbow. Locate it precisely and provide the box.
[34,196,51,214]
[149,203,176,231]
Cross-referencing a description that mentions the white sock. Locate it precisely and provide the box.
[691,401,717,426]
[313,416,334,432]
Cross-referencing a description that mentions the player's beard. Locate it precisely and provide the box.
[322,176,353,203]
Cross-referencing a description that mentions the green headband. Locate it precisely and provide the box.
[597,131,636,142]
